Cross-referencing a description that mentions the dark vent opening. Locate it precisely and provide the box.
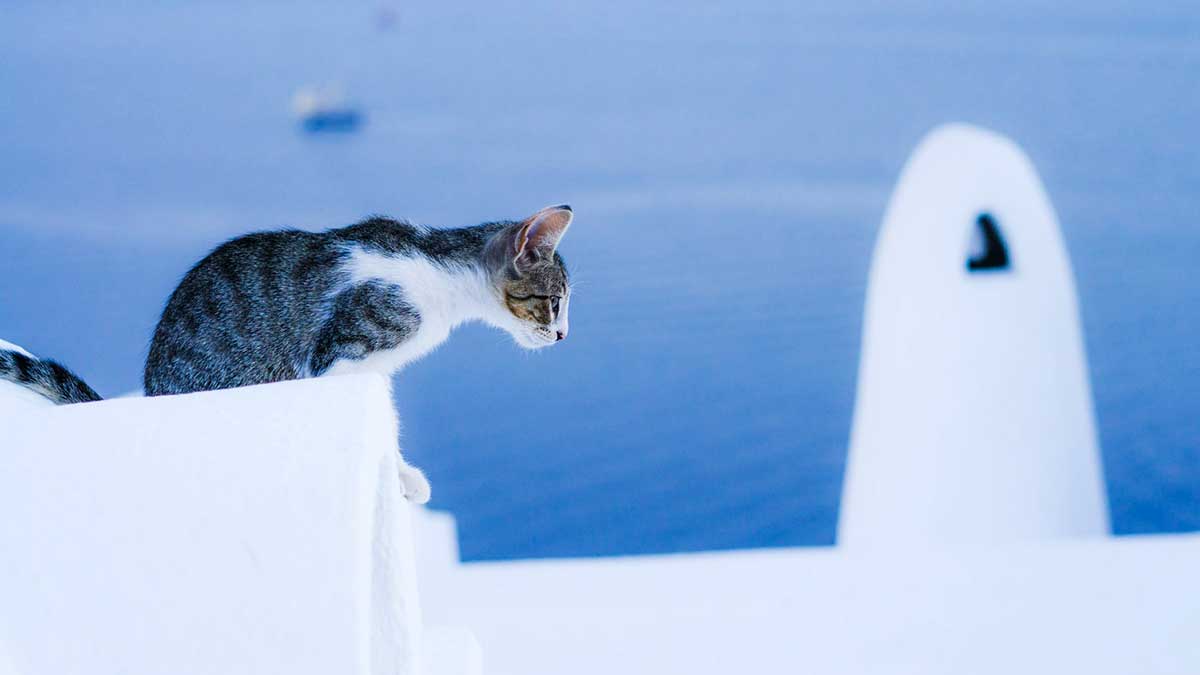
[967,213,1010,272]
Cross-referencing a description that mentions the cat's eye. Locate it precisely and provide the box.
[508,294,532,302]
[551,297,560,313]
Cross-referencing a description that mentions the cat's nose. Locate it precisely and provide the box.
[556,330,566,341]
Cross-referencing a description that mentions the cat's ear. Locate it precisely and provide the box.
[518,204,573,261]
[486,204,573,273]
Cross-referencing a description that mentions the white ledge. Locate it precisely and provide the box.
[0,374,443,675]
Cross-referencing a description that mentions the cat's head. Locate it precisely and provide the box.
[483,204,573,350]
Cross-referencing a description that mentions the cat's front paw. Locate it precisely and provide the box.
[398,463,431,504]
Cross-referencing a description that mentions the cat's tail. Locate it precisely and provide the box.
[0,348,103,405]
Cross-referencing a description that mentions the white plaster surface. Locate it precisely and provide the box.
[0,374,426,675]
[839,123,1109,547]
[415,532,1200,675]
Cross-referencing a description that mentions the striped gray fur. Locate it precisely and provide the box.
[0,205,572,415]
[145,205,573,396]
[3,206,572,505]
[0,349,101,405]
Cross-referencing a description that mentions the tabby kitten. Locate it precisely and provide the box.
[1,205,575,503]
[144,204,573,393]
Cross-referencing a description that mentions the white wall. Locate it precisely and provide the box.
[417,531,1200,675]
[0,375,426,675]
[839,124,1108,547]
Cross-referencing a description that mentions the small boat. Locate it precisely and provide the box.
[291,85,364,133]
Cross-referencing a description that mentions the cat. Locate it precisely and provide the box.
[0,204,575,502]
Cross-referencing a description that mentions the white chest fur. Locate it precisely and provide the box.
[322,247,499,378]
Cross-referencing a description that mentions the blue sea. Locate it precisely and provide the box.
[2,1,1197,560]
